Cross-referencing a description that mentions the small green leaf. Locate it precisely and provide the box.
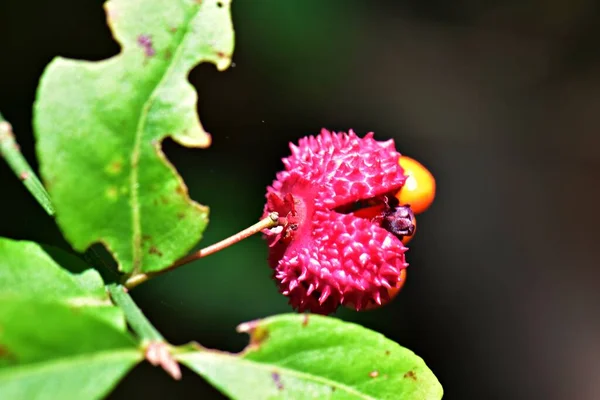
[0,238,125,329]
[0,297,142,400]
[34,0,235,274]
[177,314,443,400]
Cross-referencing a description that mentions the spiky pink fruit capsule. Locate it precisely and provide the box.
[262,129,409,314]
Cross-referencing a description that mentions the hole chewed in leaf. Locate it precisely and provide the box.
[34,0,234,274]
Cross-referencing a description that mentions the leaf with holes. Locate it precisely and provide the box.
[34,0,235,273]
[177,314,443,400]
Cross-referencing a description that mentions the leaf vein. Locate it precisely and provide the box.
[180,352,380,400]
[129,4,201,273]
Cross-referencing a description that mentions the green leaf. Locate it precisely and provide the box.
[0,297,142,400]
[0,238,125,329]
[0,238,143,398]
[177,314,443,400]
[33,0,235,274]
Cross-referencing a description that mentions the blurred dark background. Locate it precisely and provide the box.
[2,0,600,399]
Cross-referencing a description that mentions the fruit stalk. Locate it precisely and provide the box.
[124,212,280,289]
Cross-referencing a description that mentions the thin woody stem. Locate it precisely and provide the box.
[123,212,280,289]
[0,113,55,216]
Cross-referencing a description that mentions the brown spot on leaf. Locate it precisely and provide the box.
[369,370,379,378]
[272,371,284,390]
[302,314,309,326]
[215,51,230,59]
[142,234,152,242]
[160,197,169,205]
[216,1,223,7]
[177,212,186,220]
[169,26,178,33]
[176,186,185,195]
[137,34,155,57]
[404,370,417,381]
[149,246,163,257]
[107,160,122,174]
[0,344,16,362]
[385,350,391,356]
[165,49,172,60]
[249,327,269,347]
